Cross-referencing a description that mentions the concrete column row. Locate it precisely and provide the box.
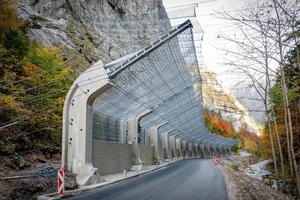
[127,116,234,164]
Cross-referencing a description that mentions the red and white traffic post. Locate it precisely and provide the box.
[212,155,219,165]
[58,166,64,195]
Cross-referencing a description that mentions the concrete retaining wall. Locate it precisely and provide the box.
[92,139,133,175]
[138,144,154,165]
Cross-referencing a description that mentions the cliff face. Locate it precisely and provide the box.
[201,67,263,136]
[15,1,261,135]
[16,0,170,70]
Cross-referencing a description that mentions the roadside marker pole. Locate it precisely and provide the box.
[58,166,64,196]
[212,156,218,165]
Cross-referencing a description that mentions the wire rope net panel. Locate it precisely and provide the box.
[92,20,236,150]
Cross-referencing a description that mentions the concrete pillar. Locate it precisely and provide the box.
[221,146,227,157]
[149,122,167,161]
[188,143,193,157]
[62,61,111,185]
[127,110,152,165]
[227,147,231,155]
[198,145,204,158]
[193,144,200,158]
[218,146,223,157]
[199,144,206,158]
[169,135,177,158]
[215,146,221,156]
[211,145,217,155]
[161,129,174,159]
[190,143,198,158]
[182,140,187,157]
[127,117,139,164]
[159,134,167,159]
[191,145,197,157]
[176,138,183,157]
[223,147,227,156]
[205,144,212,157]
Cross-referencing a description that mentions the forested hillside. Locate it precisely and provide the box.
[204,111,260,155]
[0,0,74,162]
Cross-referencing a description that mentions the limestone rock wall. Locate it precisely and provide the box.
[16,0,170,67]
[200,67,263,135]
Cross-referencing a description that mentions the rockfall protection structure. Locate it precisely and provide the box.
[62,20,237,185]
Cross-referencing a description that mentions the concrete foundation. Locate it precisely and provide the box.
[92,139,133,175]
[138,144,154,165]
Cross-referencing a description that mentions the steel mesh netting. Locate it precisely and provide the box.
[92,21,237,147]
[137,128,149,145]
[157,124,173,134]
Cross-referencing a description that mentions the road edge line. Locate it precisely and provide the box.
[38,158,183,200]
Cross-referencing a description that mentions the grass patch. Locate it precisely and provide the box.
[229,163,242,171]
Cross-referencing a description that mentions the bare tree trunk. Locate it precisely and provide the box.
[271,109,285,184]
[267,107,279,189]
[264,32,283,189]
[287,98,300,195]
[282,85,295,179]
[282,79,300,194]
[273,1,300,195]
[266,62,285,187]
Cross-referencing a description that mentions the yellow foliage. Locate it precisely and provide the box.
[0,94,17,108]
[56,96,65,105]
[24,62,39,73]
[0,0,22,38]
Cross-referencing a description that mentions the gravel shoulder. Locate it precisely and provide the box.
[0,153,77,200]
[218,155,293,200]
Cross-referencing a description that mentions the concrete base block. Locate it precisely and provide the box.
[92,139,133,175]
[85,173,105,186]
[138,144,154,165]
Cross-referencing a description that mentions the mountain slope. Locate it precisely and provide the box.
[200,66,263,136]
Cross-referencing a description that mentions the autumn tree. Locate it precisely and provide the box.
[217,0,300,195]
[0,0,74,158]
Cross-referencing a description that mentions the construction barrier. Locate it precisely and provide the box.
[58,166,64,195]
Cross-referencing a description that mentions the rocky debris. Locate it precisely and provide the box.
[0,154,77,200]
[219,156,293,200]
[8,156,30,169]
[1,147,60,170]
[245,159,273,181]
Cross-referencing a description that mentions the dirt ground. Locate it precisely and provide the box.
[218,155,294,200]
[0,152,77,200]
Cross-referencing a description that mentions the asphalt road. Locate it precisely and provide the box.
[70,159,228,200]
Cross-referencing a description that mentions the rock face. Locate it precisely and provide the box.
[200,67,263,135]
[15,1,261,135]
[16,0,170,67]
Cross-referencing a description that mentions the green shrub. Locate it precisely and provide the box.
[229,163,241,171]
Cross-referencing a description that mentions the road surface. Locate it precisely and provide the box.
[70,159,227,200]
